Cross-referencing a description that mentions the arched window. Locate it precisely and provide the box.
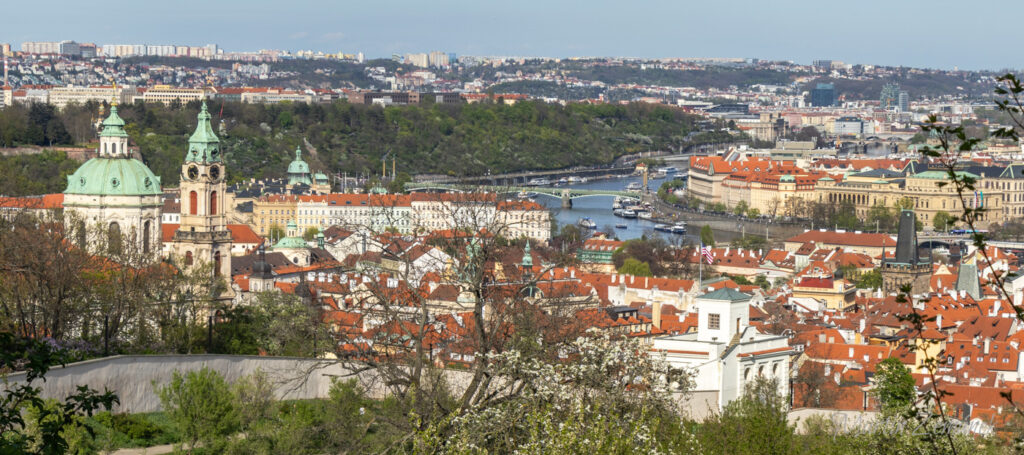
[143,220,151,253]
[185,251,193,266]
[108,222,121,254]
[210,191,217,215]
[189,191,198,215]
[214,251,222,277]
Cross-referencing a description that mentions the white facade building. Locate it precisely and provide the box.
[651,288,793,411]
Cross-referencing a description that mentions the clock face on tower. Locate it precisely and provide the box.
[187,165,199,180]
[209,165,220,181]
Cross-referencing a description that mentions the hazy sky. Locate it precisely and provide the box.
[6,0,1019,70]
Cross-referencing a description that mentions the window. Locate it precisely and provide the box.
[108,222,121,254]
[708,313,720,330]
[189,191,198,215]
[185,251,193,266]
[210,191,217,215]
[143,220,151,253]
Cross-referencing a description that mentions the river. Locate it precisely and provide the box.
[531,173,690,241]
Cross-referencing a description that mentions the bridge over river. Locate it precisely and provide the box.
[406,183,638,208]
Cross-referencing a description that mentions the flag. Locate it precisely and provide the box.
[701,243,714,265]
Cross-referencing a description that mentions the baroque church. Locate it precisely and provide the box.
[63,101,233,282]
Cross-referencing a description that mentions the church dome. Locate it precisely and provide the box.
[287,147,310,174]
[287,147,312,185]
[64,157,162,196]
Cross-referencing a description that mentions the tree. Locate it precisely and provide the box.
[868,202,897,232]
[0,333,118,454]
[792,362,839,408]
[754,274,770,290]
[618,257,652,276]
[932,211,954,232]
[302,226,320,241]
[746,207,760,218]
[157,367,239,453]
[873,357,916,415]
[267,223,285,243]
[699,377,795,455]
[856,270,883,290]
[700,224,715,247]
[733,200,749,216]
[387,171,412,194]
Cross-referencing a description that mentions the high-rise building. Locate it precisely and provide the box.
[428,51,449,68]
[0,43,11,57]
[897,90,909,112]
[812,60,832,70]
[880,83,900,110]
[810,83,836,107]
[405,53,429,68]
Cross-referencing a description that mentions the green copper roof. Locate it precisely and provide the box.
[699,287,751,302]
[287,147,312,185]
[272,236,308,249]
[100,106,128,138]
[64,157,162,196]
[913,170,978,180]
[186,101,221,163]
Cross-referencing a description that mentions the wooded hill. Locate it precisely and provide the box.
[0,99,726,195]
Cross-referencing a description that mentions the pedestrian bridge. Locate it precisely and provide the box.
[406,183,639,208]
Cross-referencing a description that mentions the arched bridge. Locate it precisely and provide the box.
[406,183,639,208]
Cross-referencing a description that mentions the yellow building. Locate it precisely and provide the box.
[815,170,1005,228]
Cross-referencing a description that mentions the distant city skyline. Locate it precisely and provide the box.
[5,0,1021,70]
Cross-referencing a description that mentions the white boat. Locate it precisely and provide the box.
[663,166,678,174]
[558,177,569,184]
[613,208,625,217]
[621,209,638,219]
[615,224,628,229]
[577,217,597,229]
[671,223,687,234]
[654,224,672,232]
[653,169,668,178]
[568,176,587,183]
[638,211,653,220]
[611,200,623,210]
[528,178,551,186]
[517,191,529,199]
[626,182,643,191]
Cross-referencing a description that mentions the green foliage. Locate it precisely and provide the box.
[754,275,771,290]
[267,223,285,242]
[387,171,412,193]
[730,235,767,251]
[213,292,329,357]
[734,200,749,216]
[873,357,916,415]
[932,211,955,231]
[0,99,712,192]
[0,332,118,454]
[302,226,320,241]
[700,224,715,247]
[618,257,652,276]
[0,150,82,196]
[698,378,795,455]
[856,270,883,290]
[747,207,761,218]
[157,367,239,452]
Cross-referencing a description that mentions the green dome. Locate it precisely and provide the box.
[272,236,308,249]
[64,157,162,196]
[287,147,311,185]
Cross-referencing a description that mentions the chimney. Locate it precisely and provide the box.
[859,319,865,333]
[630,275,635,284]
[937,314,943,330]
[819,333,826,343]
[612,274,618,283]
[984,338,991,355]
[652,300,662,330]
[848,347,854,358]
[993,300,1001,317]
[645,277,649,287]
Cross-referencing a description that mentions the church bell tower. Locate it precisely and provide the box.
[169,101,233,280]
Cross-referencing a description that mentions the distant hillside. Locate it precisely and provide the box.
[0,99,723,195]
